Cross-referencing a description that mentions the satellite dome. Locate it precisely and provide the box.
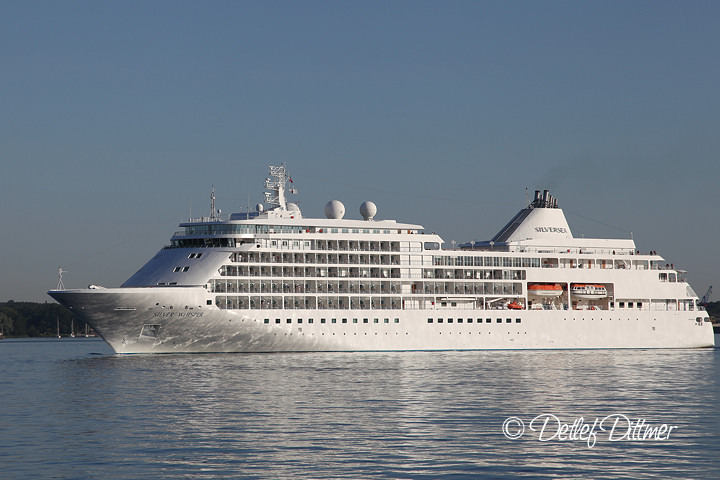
[360,201,377,221]
[287,202,301,212]
[256,203,264,212]
[324,200,345,219]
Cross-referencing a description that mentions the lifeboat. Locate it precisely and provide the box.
[527,284,563,297]
[507,301,524,310]
[571,284,607,299]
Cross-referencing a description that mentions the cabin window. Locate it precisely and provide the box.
[428,318,433,323]
[438,318,443,323]
[541,258,558,268]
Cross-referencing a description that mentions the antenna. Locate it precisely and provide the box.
[210,185,216,220]
[264,163,296,210]
[57,267,67,290]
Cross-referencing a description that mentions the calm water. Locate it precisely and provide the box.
[1,337,719,479]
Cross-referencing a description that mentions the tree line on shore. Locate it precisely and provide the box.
[2,300,719,338]
[0,301,89,337]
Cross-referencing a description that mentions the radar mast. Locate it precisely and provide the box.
[264,163,296,211]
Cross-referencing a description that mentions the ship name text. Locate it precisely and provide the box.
[535,227,568,233]
[153,312,204,318]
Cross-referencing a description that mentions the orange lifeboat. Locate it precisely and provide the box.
[528,283,563,297]
[507,301,524,310]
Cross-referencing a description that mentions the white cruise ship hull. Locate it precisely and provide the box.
[48,169,715,354]
[49,287,715,354]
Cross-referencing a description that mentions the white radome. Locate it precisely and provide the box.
[360,201,377,221]
[324,200,345,219]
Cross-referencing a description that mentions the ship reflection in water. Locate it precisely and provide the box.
[2,339,716,478]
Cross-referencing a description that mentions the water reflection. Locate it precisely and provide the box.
[2,339,718,479]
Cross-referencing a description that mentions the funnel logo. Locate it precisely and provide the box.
[535,227,568,234]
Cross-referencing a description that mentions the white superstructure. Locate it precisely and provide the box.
[49,165,714,353]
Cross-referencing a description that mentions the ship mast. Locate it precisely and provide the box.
[210,185,221,221]
[57,267,66,290]
[264,164,293,211]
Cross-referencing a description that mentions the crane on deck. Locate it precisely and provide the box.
[699,286,712,307]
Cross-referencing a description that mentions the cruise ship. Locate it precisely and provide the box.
[48,165,714,353]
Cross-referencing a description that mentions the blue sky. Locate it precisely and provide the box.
[1,0,718,302]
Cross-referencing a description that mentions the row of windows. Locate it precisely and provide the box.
[211,279,399,294]
[418,282,523,295]
[181,225,400,236]
[215,295,403,310]
[219,265,400,278]
[308,240,401,251]
[230,252,401,265]
[424,269,526,280]
[229,251,646,274]
[210,279,522,296]
[433,256,538,267]
[428,318,522,324]
[262,317,400,324]
[221,263,526,282]
[171,238,235,248]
